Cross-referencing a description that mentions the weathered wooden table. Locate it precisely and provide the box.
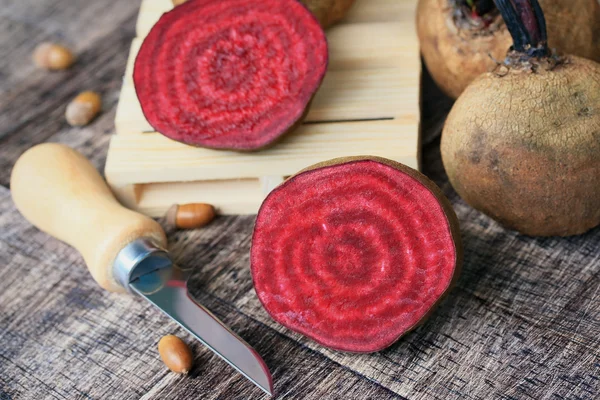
[1,1,599,399]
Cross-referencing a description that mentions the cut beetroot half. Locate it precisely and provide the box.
[133,0,328,150]
[251,156,462,353]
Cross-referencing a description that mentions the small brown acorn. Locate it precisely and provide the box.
[158,335,193,374]
[166,203,216,230]
[65,91,102,126]
[32,42,75,70]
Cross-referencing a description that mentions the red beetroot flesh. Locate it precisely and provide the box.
[251,159,459,352]
[134,0,328,150]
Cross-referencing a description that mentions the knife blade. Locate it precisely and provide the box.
[123,244,272,394]
[10,143,273,396]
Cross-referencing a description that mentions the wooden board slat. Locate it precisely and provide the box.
[135,179,267,216]
[125,22,417,82]
[115,67,419,134]
[326,21,417,70]
[343,0,417,23]
[118,19,420,135]
[106,119,418,184]
[135,0,171,37]
[135,0,416,38]
[107,119,418,215]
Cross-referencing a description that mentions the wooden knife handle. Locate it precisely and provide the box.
[10,143,167,293]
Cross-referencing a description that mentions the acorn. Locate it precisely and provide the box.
[65,91,102,126]
[32,42,75,70]
[158,335,193,374]
[166,203,216,230]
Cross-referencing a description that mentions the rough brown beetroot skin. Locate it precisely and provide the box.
[134,0,328,151]
[442,56,600,236]
[301,0,355,28]
[250,156,462,353]
[417,0,600,99]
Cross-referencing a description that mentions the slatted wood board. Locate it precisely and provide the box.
[105,0,421,216]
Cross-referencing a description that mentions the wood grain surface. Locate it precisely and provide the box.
[1,0,599,399]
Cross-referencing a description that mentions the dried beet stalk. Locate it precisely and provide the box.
[134,0,328,150]
[251,157,462,353]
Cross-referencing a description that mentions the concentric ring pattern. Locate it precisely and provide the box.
[251,159,459,352]
[134,0,328,150]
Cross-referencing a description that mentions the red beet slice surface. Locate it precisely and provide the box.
[134,0,328,150]
[251,157,462,353]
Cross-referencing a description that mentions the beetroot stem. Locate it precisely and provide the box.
[474,0,496,15]
[494,0,549,56]
[460,0,496,16]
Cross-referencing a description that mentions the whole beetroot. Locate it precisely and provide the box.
[417,0,600,98]
[441,0,600,236]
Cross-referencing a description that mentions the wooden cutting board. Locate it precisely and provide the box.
[105,0,421,216]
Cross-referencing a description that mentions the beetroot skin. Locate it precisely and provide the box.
[251,156,462,353]
[134,0,328,150]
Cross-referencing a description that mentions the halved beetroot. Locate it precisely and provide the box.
[134,0,328,151]
[251,156,462,353]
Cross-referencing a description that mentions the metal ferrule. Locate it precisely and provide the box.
[113,238,172,291]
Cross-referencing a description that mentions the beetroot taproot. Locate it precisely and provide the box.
[441,0,600,236]
[251,156,462,353]
[417,0,600,99]
[134,0,328,151]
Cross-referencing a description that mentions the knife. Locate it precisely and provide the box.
[10,143,273,396]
